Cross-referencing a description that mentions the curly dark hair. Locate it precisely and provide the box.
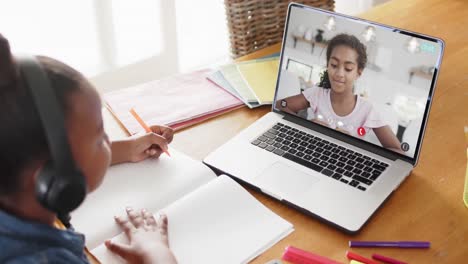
[318,33,367,88]
[0,34,85,196]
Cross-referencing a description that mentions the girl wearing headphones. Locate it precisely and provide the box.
[0,34,177,263]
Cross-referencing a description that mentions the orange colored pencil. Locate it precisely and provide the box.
[129,108,171,157]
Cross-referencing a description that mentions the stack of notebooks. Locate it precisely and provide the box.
[105,69,244,135]
[208,56,280,108]
[104,56,279,135]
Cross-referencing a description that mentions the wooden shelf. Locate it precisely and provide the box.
[293,35,328,53]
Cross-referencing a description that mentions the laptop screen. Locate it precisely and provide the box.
[273,4,444,160]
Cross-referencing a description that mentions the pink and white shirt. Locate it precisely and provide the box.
[302,86,386,137]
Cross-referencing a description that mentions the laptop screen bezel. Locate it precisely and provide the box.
[271,3,445,166]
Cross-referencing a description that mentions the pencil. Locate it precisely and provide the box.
[129,108,171,157]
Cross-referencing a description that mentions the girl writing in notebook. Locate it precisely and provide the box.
[0,34,177,263]
[277,34,401,152]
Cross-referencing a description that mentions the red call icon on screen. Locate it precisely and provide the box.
[357,127,366,136]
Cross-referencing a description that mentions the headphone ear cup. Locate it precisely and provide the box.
[19,56,87,217]
[48,171,87,213]
[35,161,55,209]
[35,162,87,214]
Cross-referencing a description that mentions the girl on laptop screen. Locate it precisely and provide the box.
[277,34,402,153]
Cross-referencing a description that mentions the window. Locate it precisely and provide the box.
[0,0,101,76]
[286,59,313,82]
[1,0,230,91]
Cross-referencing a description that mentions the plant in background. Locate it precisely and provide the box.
[318,69,331,88]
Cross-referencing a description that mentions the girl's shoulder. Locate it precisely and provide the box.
[356,95,375,110]
[355,96,384,122]
[302,85,329,99]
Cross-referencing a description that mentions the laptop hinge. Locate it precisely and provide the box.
[281,112,413,164]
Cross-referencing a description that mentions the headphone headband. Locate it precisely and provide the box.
[17,56,76,173]
[16,56,86,220]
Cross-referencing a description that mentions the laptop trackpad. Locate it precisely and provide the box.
[256,162,320,198]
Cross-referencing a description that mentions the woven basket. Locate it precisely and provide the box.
[225,0,335,58]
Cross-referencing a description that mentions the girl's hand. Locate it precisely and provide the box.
[128,125,174,162]
[126,132,168,162]
[111,125,174,164]
[149,125,174,145]
[105,208,177,264]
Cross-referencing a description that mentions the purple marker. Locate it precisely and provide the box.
[349,241,430,248]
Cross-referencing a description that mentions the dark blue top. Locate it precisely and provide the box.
[0,210,90,263]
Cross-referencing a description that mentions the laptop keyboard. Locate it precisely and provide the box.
[251,122,389,191]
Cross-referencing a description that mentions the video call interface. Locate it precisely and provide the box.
[274,5,442,158]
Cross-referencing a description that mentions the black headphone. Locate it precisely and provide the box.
[17,56,87,226]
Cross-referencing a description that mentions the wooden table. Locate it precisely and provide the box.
[104,0,468,262]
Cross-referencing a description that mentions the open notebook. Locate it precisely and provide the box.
[71,149,293,264]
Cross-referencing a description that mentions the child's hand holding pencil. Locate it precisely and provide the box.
[119,108,173,162]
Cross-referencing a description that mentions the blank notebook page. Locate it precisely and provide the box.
[71,148,216,249]
[92,175,294,264]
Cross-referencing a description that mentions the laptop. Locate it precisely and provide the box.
[204,3,444,233]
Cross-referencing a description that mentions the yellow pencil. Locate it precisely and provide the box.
[130,108,171,157]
